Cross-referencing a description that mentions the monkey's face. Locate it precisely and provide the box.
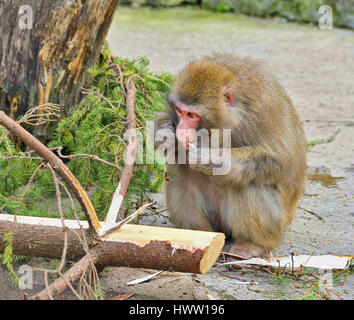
[173,102,201,148]
[168,84,236,149]
[167,60,241,149]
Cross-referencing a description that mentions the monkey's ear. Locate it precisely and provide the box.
[223,84,236,106]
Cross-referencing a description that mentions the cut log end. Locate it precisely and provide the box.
[199,233,225,274]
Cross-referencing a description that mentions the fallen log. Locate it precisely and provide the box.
[0,213,225,274]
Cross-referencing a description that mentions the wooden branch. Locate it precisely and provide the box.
[56,146,122,172]
[105,80,137,226]
[0,213,225,275]
[103,202,152,235]
[29,253,98,300]
[0,111,101,235]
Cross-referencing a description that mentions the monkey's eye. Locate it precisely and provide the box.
[187,112,196,119]
[174,106,182,116]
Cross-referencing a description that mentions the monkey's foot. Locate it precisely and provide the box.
[223,243,267,259]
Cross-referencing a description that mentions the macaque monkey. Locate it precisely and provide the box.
[154,54,306,258]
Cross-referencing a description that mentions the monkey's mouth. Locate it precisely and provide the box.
[176,131,197,149]
[183,136,197,149]
[187,142,197,149]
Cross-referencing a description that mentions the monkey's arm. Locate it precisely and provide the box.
[189,146,283,186]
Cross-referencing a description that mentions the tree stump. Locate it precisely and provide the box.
[0,0,120,134]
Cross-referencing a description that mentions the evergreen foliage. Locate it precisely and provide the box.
[0,45,173,220]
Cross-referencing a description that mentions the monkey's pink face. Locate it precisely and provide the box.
[174,103,200,148]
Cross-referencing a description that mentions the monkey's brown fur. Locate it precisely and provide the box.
[154,54,307,258]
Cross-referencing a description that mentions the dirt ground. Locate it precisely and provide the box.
[1,7,353,300]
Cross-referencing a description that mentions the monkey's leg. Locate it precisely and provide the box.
[165,179,213,231]
[223,185,287,258]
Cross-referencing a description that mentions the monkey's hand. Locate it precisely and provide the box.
[215,146,282,185]
[188,146,282,185]
[188,147,231,176]
[153,118,175,150]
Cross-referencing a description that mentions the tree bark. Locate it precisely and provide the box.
[0,213,225,274]
[0,0,119,127]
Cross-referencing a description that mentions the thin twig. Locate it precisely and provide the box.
[216,269,251,283]
[58,271,83,300]
[0,155,44,161]
[46,164,68,272]
[90,180,114,195]
[219,251,250,261]
[307,128,340,148]
[56,179,89,253]
[57,146,122,172]
[247,283,291,295]
[18,103,61,126]
[298,206,323,220]
[102,202,152,236]
[326,288,344,300]
[44,271,53,300]
[114,64,127,97]
[29,252,98,300]
[19,162,45,202]
[299,283,316,300]
[104,78,137,226]
[110,292,135,300]
[32,165,69,279]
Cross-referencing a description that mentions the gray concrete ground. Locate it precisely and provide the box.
[1,7,353,300]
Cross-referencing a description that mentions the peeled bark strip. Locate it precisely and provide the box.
[0,0,120,119]
[105,81,137,226]
[0,214,225,274]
